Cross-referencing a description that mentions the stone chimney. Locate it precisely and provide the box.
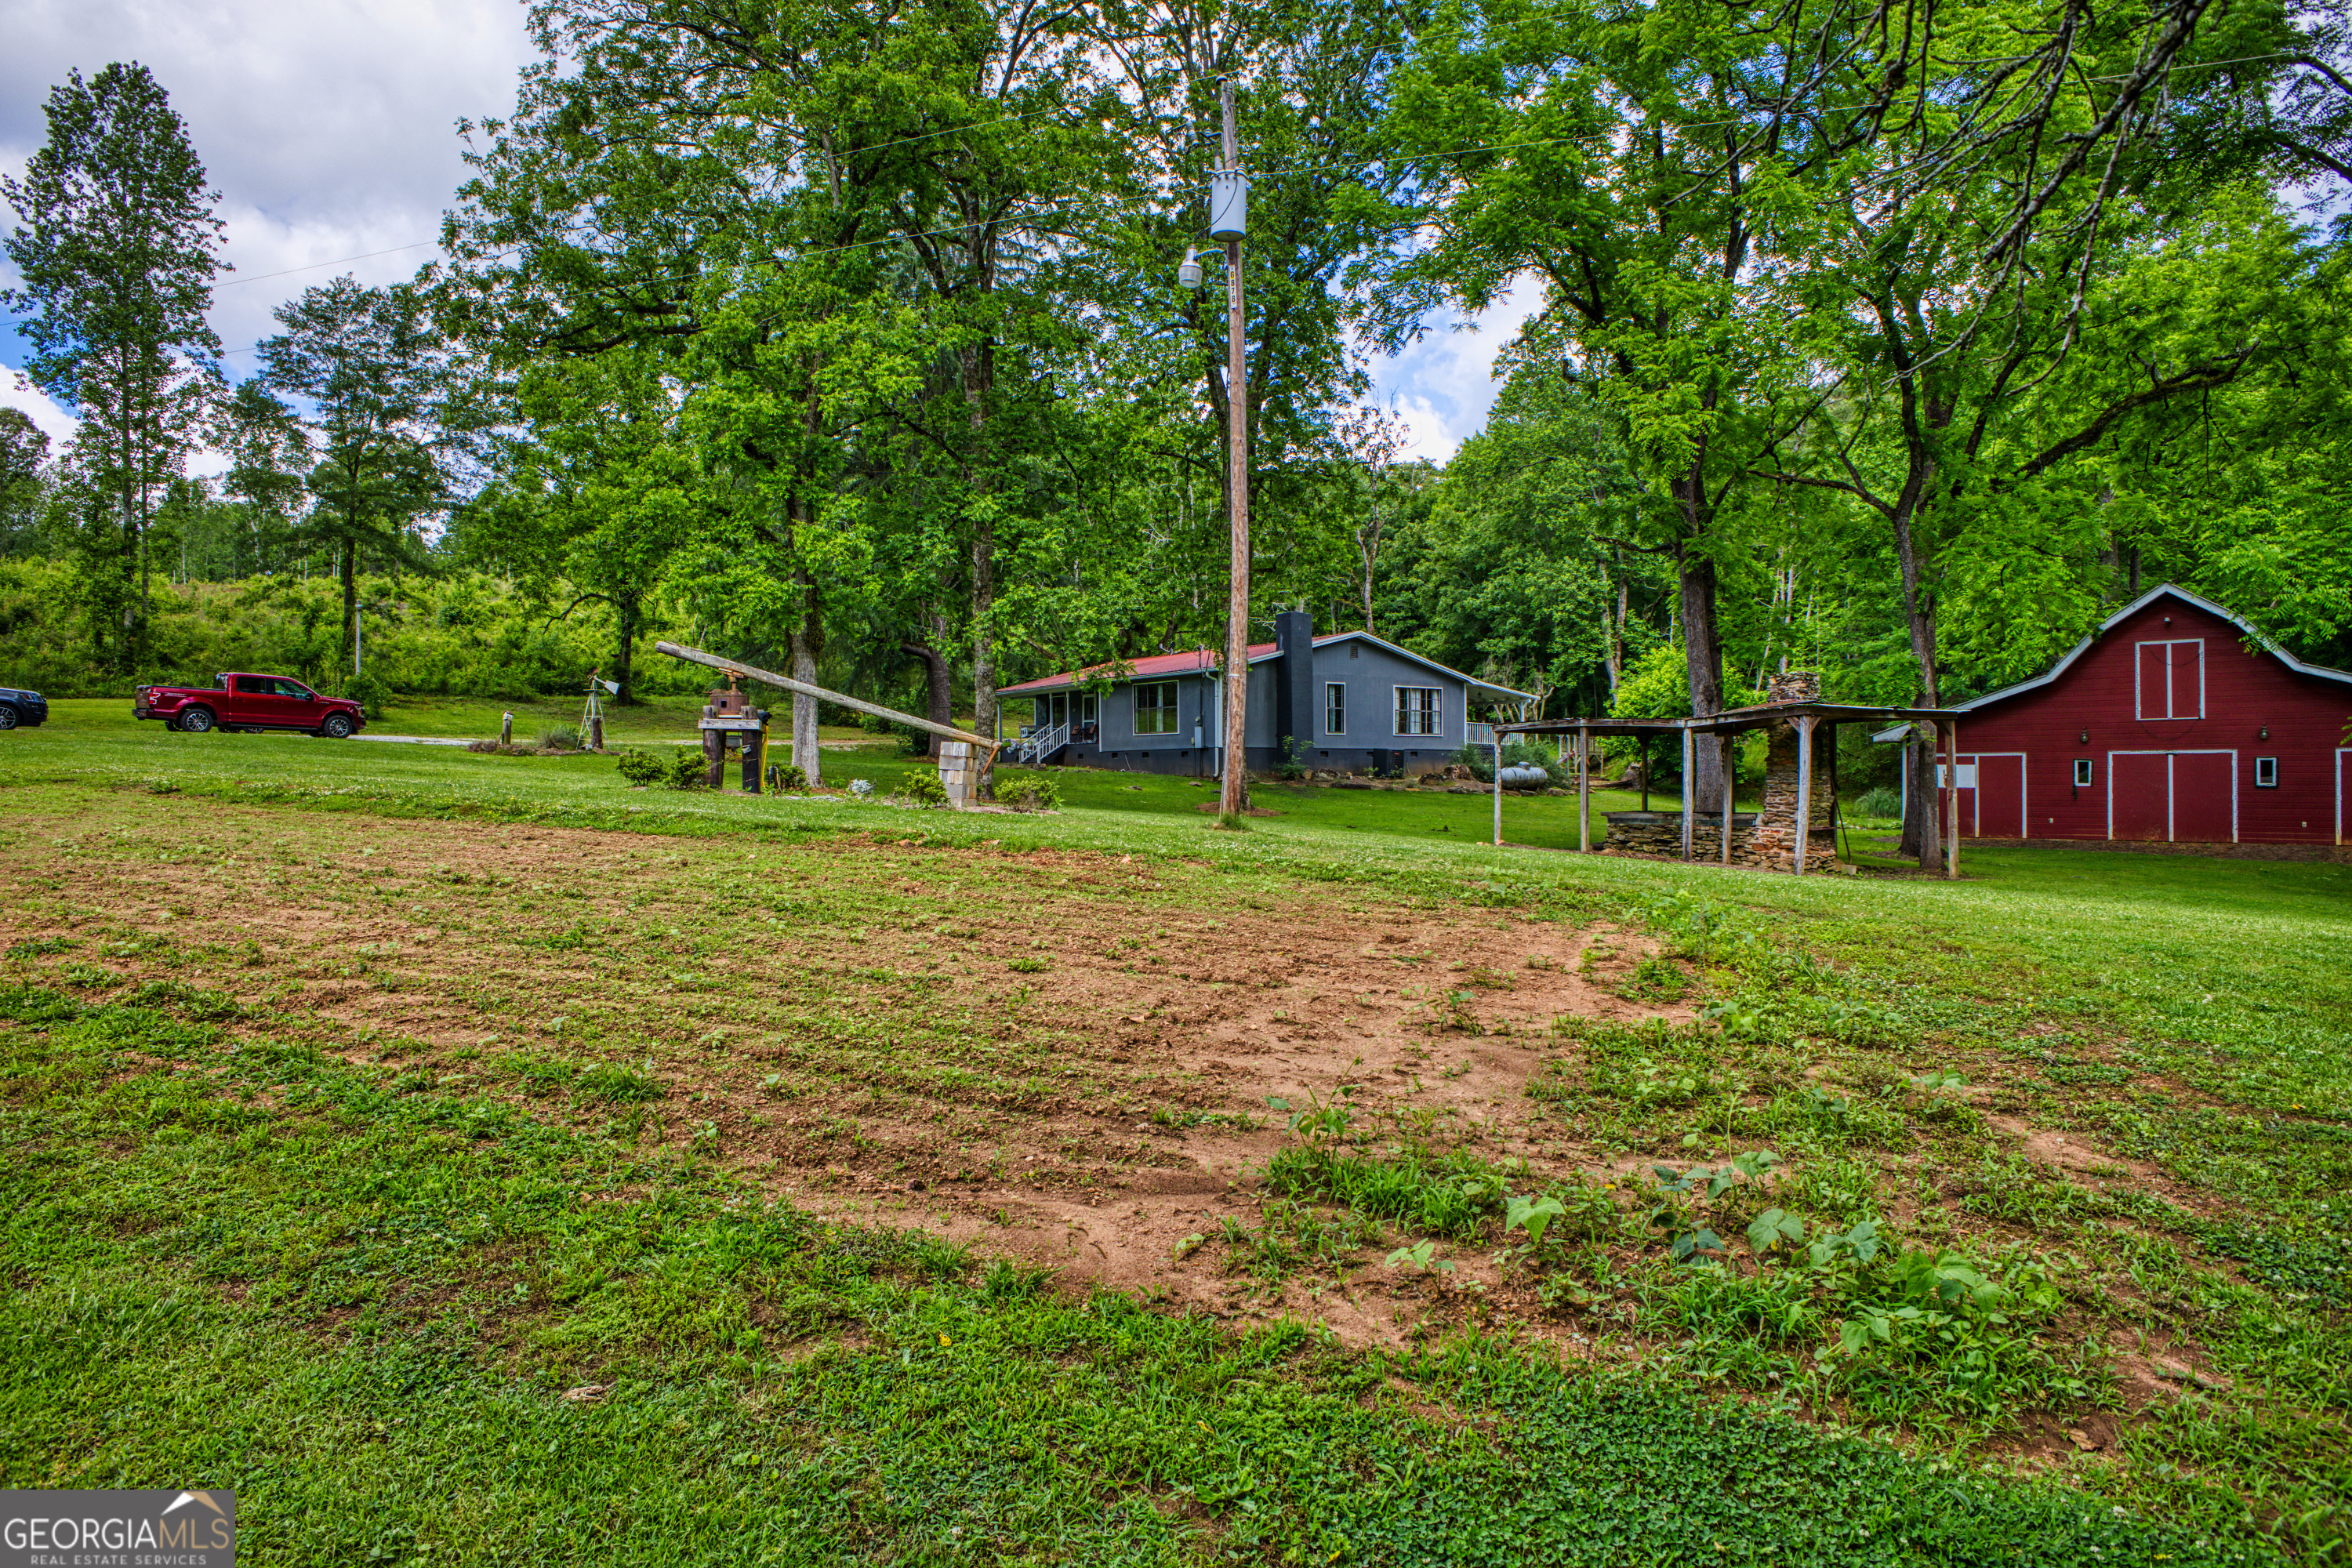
[1766,668,1821,706]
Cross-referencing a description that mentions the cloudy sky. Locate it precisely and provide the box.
[1,0,1532,466]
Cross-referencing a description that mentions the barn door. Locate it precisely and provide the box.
[1970,754,2026,838]
[2111,753,2169,840]
[2171,753,2234,842]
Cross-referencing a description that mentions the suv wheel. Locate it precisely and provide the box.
[320,713,354,739]
[178,706,216,733]
[0,703,17,730]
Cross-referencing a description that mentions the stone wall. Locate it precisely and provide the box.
[1602,811,1758,859]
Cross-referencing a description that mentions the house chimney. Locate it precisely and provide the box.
[1275,608,1315,761]
[1766,669,1821,705]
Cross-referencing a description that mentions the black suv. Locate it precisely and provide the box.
[0,687,49,729]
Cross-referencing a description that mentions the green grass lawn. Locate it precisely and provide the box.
[0,718,2345,1563]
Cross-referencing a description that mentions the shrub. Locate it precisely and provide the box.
[1002,774,1061,812]
[774,763,808,792]
[615,749,667,786]
[1849,785,1903,821]
[666,749,709,789]
[336,672,394,720]
[541,723,583,752]
[897,770,949,808]
[1273,735,1308,782]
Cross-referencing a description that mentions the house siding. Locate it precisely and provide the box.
[1010,630,1512,779]
[1926,597,2350,845]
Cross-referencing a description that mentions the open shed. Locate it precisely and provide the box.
[1494,672,1965,878]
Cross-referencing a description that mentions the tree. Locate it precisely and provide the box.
[236,276,448,672]
[0,63,225,670]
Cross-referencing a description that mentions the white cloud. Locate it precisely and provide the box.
[2,0,536,369]
[1364,273,1548,465]
[3,370,75,448]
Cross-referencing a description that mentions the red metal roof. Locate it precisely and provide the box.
[999,641,1279,695]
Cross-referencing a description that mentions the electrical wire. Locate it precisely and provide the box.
[215,241,442,287]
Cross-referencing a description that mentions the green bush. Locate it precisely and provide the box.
[897,770,949,808]
[1849,785,1903,820]
[666,749,710,789]
[1002,773,1061,811]
[615,750,667,786]
[541,723,583,752]
[774,763,809,792]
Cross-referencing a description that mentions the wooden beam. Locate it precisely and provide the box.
[1577,724,1592,852]
[656,641,999,756]
[1794,715,1813,875]
[1680,727,1693,860]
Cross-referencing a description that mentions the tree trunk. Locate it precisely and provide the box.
[339,539,358,676]
[1888,490,1943,870]
[898,630,953,758]
[1676,544,1727,811]
[961,341,998,800]
[789,583,822,787]
[612,590,639,704]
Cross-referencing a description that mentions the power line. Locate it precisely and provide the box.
[216,241,441,288]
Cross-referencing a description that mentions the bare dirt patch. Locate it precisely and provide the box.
[0,793,1692,1348]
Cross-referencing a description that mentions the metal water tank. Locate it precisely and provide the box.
[1497,765,1552,789]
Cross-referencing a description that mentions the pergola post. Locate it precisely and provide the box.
[1492,728,1503,848]
[1721,732,1734,865]
[1680,726,1694,860]
[1794,714,1814,875]
[1577,724,1591,852]
[1943,719,1961,880]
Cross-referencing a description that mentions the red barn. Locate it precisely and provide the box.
[1884,584,2352,846]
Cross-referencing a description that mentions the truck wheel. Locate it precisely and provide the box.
[320,713,354,739]
[178,706,216,734]
[0,703,17,730]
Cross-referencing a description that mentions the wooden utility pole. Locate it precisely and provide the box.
[1218,78,1252,820]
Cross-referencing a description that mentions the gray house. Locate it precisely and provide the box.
[997,611,1534,777]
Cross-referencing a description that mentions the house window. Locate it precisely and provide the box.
[2074,759,2094,788]
[1395,686,1440,737]
[1134,681,1178,735]
[2255,757,2279,788]
[2136,639,2204,720]
[1324,682,1346,736]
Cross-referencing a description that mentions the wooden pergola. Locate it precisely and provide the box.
[1491,700,1966,879]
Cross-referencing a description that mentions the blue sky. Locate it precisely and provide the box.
[2,0,1531,466]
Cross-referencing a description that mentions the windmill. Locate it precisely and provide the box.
[582,669,620,751]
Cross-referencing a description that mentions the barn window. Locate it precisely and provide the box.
[2073,759,2094,788]
[2255,757,2279,788]
[2135,639,2205,720]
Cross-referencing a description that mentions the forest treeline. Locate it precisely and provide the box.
[5,0,2352,849]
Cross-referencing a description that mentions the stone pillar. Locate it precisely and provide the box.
[1758,670,1833,872]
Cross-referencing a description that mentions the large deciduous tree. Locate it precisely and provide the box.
[1,62,224,670]
[234,277,449,673]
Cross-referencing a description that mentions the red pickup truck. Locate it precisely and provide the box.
[134,674,367,738]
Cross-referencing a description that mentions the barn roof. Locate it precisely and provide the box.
[998,631,1535,702]
[1870,583,2352,742]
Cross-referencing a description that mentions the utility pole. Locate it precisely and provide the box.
[1216,77,1251,820]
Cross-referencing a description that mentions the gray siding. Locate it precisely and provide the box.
[1306,641,1467,753]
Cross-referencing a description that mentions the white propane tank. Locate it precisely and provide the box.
[1497,765,1552,789]
[1208,170,1248,240]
